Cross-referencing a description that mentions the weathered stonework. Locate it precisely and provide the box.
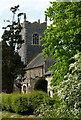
[19,15,47,64]
[22,66,44,94]
[21,53,55,96]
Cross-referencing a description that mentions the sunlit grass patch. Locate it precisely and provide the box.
[2,111,36,118]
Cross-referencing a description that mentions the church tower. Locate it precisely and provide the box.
[19,14,47,64]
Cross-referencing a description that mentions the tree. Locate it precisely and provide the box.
[34,77,47,93]
[55,52,81,118]
[41,2,81,86]
[2,5,26,93]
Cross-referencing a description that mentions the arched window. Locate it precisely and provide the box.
[33,33,39,45]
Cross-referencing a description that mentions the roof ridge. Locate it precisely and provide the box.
[27,52,43,66]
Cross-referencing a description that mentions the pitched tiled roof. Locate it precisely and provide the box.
[25,53,44,70]
[45,70,53,76]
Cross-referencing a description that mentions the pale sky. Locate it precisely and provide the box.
[0,0,55,40]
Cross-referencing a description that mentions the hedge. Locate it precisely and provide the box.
[2,91,54,115]
[34,77,47,93]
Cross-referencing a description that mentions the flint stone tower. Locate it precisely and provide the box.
[19,14,47,64]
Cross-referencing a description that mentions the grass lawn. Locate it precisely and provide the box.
[1,111,36,119]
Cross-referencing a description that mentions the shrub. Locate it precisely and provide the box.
[35,53,81,119]
[2,91,54,115]
[55,52,81,118]
[2,94,12,111]
[10,94,33,115]
[29,91,52,110]
[34,103,53,117]
[34,96,60,118]
[34,77,47,93]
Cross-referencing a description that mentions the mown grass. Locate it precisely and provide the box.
[2,111,36,119]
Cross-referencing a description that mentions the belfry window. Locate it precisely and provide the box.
[33,33,39,45]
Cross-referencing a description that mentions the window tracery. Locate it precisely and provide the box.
[33,33,39,45]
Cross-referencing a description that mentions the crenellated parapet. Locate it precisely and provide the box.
[19,13,47,64]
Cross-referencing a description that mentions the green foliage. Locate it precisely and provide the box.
[2,94,12,111]
[34,77,47,92]
[28,91,53,110]
[50,56,69,86]
[41,2,81,85]
[33,2,81,119]
[33,53,81,119]
[34,103,54,118]
[55,52,81,118]
[2,91,53,115]
[34,96,60,118]
[34,103,68,118]
[10,94,33,114]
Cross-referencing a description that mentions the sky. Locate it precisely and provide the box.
[0,0,55,40]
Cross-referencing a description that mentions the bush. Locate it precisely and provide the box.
[2,94,12,111]
[35,52,81,119]
[34,77,47,93]
[55,52,81,118]
[34,96,60,118]
[35,53,81,119]
[34,103,53,117]
[2,93,33,115]
[2,91,54,115]
[11,94,33,115]
[29,91,54,110]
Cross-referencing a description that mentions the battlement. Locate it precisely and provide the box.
[22,20,47,29]
[19,13,47,64]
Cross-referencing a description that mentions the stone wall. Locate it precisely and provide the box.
[22,66,44,93]
[45,76,53,98]
[19,19,47,64]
